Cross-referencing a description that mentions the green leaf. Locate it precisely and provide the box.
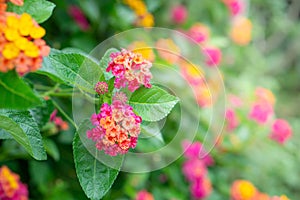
[73,121,120,200]
[99,48,119,80]
[141,122,164,144]
[7,0,55,23]
[38,49,102,93]
[129,86,179,122]
[0,129,12,139]
[44,138,60,161]
[30,100,54,129]
[0,71,42,110]
[0,110,47,160]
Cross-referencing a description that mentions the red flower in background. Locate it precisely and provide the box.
[68,5,90,31]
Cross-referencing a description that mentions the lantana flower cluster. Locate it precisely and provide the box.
[0,165,28,200]
[87,49,153,156]
[107,49,152,92]
[231,179,290,200]
[87,92,142,156]
[182,141,214,199]
[122,0,154,27]
[224,87,292,145]
[0,2,50,75]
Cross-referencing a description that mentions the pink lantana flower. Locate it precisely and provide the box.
[87,92,142,156]
[249,102,273,124]
[107,49,152,92]
[269,119,292,144]
[170,5,187,24]
[188,23,210,44]
[136,190,154,200]
[202,47,222,67]
[225,108,239,131]
[182,141,214,166]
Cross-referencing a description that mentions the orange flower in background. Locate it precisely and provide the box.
[123,0,154,27]
[270,195,290,200]
[230,180,257,200]
[255,87,276,106]
[0,165,28,200]
[135,190,154,200]
[155,38,181,64]
[255,192,270,200]
[0,12,50,75]
[230,17,252,45]
[128,41,155,62]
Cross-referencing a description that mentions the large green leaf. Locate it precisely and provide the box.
[0,71,42,110]
[73,121,120,200]
[30,100,54,129]
[38,49,102,93]
[99,48,119,80]
[129,86,179,122]
[7,0,55,23]
[0,110,47,160]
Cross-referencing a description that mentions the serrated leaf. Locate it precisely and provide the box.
[99,48,119,80]
[0,110,47,160]
[0,71,42,110]
[38,49,102,93]
[7,0,55,23]
[44,138,60,161]
[129,86,179,122]
[73,121,120,200]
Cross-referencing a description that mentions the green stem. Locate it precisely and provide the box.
[51,98,78,130]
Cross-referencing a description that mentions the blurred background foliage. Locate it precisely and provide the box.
[1,0,300,199]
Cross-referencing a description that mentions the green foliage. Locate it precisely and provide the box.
[38,49,102,93]
[129,85,179,122]
[73,121,120,200]
[7,0,56,23]
[0,71,42,110]
[0,110,46,160]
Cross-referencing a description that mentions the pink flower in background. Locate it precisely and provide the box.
[182,141,213,199]
[50,109,69,131]
[190,178,212,199]
[226,0,244,16]
[182,159,207,182]
[269,119,292,144]
[270,195,290,200]
[171,5,187,24]
[229,94,243,108]
[0,166,28,200]
[188,23,210,44]
[182,141,214,166]
[9,0,24,6]
[202,47,222,67]
[225,108,239,131]
[136,190,154,200]
[68,5,90,31]
[249,102,273,124]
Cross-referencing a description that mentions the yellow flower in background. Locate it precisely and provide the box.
[123,0,154,27]
[128,41,155,61]
[155,38,181,64]
[231,180,257,200]
[230,17,252,45]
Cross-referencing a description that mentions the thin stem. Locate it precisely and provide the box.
[51,98,78,130]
